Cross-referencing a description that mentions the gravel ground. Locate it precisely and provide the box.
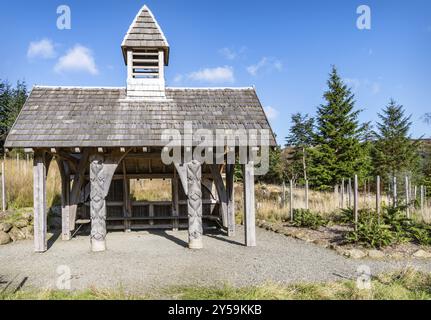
[0,226,430,293]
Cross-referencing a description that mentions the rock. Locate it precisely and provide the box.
[313,239,329,247]
[23,212,33,222]
[0,222,13,233]
[413,249,431,259]
[8,226,26,242]
[20,226,34,240]
[14,219,29,228]
[389,252,404,260]
[367,249,385,259]
[0,231,11,245]
[345,249,367,259]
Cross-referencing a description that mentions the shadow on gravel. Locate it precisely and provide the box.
[204,229,244,246]
[148,230,188,248]
[0,275,28,294]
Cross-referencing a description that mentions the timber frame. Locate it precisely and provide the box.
[28,147,256,252]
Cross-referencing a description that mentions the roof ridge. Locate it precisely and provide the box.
[166,87,255,90]
[33,85,126,90]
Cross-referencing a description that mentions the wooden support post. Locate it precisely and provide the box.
[226,164,235,237]
[376,175,381,224]
[172,170,179,231]
[305,179,309,210]
[1,161,6,212]
[289,180,294,222]
[209,164,228,228]
[243,162,256,247]
[393,176,397,207]
[89,154,107,252]
[421,185,425,216]
[354,175,358,231]
[405,176,410,218]
[33,151,51,252]
[187,160,203,249]
[122,161,131,231]
[57,159,71,240]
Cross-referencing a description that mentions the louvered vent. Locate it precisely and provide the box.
[132,49,160,79]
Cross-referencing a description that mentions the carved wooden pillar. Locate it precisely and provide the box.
[33,151,51,252]
[226,164,235,237]
[90,154,107,252]
[187,160,203,249]
[243,161,256,247]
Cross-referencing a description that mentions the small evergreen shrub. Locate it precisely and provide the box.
[292,209,328,230]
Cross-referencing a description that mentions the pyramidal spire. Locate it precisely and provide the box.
[122,5,170,100]
[121,5,169,65]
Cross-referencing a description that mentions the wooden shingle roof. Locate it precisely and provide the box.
[121,5,170,64]
[5,86,277,148]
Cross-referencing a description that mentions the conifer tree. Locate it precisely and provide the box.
[372,99,421,182]
[309,66,369,190]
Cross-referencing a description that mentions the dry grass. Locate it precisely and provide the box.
[1,156,429,224]
[2,268,430,300]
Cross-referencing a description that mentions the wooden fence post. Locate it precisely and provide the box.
[405,176,410,218]
[420,185,424,216]
[354,175,358,231]
[341,178,345,209]
[376,175,381,224]
[1,161,5,212]
[348,178,352,208]
[281,181,286,209]
[393,176,397,207]
[290,180,294,222]
[305,179,309,210]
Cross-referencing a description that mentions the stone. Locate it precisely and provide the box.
[413,249,431,259]
[345,249,367,259]
[313,239,329,247]
[0,222,13,233]
[8,226,26,242]
[20,226,34,240]
[14,219,28,228]
[23,212,33,222]
[0,231,11,245]
[389,252,404,260]
[367,249,385,259]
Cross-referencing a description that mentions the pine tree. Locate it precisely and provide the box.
[372,99,421,182]
[0,80,28,152]
[309,66,369,190]
[285,113,314,183]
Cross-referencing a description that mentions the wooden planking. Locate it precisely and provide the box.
[209,164,228,228]
[57,159,71,240]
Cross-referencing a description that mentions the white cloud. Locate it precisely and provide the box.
[264,106,279,120]
[344,78,381,95]
[247,57,283,76]
[173,74,184,83]
[219,48,237,60]
[27,39,56,59]
[188,66,234,83]
[54,44,98,75]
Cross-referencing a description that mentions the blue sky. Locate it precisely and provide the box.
[1,0,430,143]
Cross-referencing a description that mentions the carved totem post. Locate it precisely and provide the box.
[90,154,107,252]
[187,160,203,249]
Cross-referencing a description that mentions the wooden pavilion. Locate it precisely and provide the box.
[4,5,276,252]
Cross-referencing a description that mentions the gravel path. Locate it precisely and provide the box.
[0,226,430,293]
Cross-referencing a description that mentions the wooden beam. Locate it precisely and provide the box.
[24,148,33,153]
[172,170,179,231]
[243,162,256,247]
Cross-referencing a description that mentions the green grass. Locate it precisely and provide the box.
[1,269,430,300]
